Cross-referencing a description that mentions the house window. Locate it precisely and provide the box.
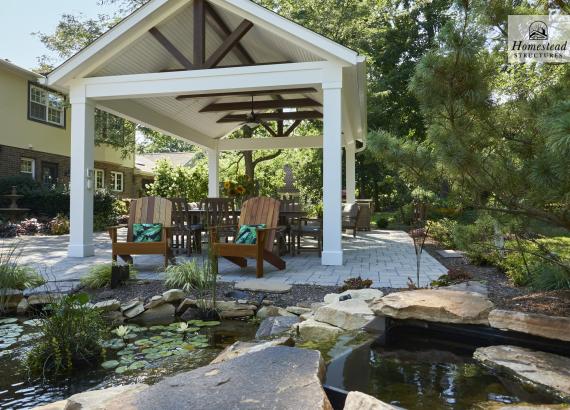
[110,171,124,192]
[28,83,66,128]
[94,169,105,189]
[20,158,35,177]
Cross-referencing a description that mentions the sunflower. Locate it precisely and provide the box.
[236,185,246,195]
[223,180,231,189]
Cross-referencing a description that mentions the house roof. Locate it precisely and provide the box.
[0,59,42,80]
[135,151,200,174]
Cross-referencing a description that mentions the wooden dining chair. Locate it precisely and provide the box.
[202,198,237,241]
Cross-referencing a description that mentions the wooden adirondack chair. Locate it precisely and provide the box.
[211,197,286,278]
[108,197,174,267]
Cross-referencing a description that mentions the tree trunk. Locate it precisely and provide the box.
[244,150,254,180]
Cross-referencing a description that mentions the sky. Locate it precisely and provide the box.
[0,0,121,70]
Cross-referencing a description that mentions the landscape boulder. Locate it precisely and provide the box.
[255,316,299,339]
[297,318,343,341]
[162,289,185,303]
[144,295,164,310]
[286,306,312,315]
[474,345,570,402]
[234,279,292,293]
[370,289,494,325]
[129,303,175,326]
[256,305,295,320]
[211,336,295,364]
[489,309,570,342]
[134,347,332,410]
[121,300,145,319]
[324,288,383,305]
[343,391,399,410]
[314,299,375,330]
[93,299,121,312]
[33,384,149,410]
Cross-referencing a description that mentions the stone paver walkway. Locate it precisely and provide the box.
[3,230,447,289]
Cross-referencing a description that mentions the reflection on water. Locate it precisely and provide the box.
[325,328,559,410]
[0,319,257,410]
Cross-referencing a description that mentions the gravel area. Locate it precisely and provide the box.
[86,281,341,308]
[425,242,570,317]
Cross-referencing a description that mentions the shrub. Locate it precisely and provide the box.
[49,214,70,235]
[340,276,373,292]
[16,218,45,235]
[500,237,570,289]
[0,223,18,238]
[80,263,137,289]
[26,293,106,375]
[376,217,389,229]
[426,218,458,248]
[452,215,500,265]
[430,268,472,287]
[0,175,40,195]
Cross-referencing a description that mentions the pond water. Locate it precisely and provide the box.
[0,317,257,410]
[324,327,561,410]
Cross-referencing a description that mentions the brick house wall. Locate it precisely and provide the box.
[0,144,137,198]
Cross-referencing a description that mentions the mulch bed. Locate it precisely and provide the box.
[425,241,570,317]
[86,281,341,309]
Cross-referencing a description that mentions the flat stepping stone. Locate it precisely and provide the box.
[234,280,292,293]
[474,345,570,402]
[134,346,331,410]
[489,309,570,342]
[436,249,466,258]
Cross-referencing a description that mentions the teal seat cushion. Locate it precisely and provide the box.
[235,224,266,244]
[133,223,163,243]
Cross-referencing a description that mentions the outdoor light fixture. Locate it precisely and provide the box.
[243,96,259,129]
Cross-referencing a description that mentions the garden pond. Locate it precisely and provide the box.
[0,317,256,409]
[0,316,567,410]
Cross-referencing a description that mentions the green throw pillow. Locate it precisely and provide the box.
[133,223,163,243]
[235,224,266,244]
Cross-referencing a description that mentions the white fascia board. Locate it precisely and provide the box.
[82,62,326,100]
[218,135,323,151]
[210,0,360,66]
[97,99,217,150]
[47,0,190,88]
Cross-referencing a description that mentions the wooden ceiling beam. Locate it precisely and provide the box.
[204,20,254,69]
[149,27,193,69]
[205,3,255,65]
[217,111,322,123]
[176,87,318,101]
[260,121,278,137]
[284,120,302,137]
[200,98,321,112]
[193,0,206,66]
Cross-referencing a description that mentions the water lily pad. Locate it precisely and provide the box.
[150,335,163,341]
[142,347,159,354]
[0,318,18,325]
[124,333,138,340]
[128,360,148,371]
[160,331,177,337]
[200,321,221,327]
[115,366,128,374]
[119,355,136,365]
[150,325,168,331]
[159,350,173,358]
[182,344,195,351]
[101,360,120,370]
[144,352,162,361]
[134,339,152,346]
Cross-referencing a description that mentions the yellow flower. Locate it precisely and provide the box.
[236,185,246,195]
[223,180,231,189]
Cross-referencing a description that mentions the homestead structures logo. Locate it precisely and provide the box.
[508,15,570,63]
[529,21,548,40]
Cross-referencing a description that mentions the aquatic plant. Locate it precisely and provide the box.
[80,263,137,289]
[26,293,106,376]
[0,243,45,312]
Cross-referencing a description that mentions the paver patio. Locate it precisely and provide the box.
[4,229,447,290]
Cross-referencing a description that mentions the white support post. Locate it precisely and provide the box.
[68,85,95,257]
[321,67,344,266]
[345,142,356,203]
[207,148,219,198]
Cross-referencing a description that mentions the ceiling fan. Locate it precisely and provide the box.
[242,96,260,129]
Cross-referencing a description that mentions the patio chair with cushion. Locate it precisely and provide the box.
[108,196,174,267]
[342,202,360,238]
[210,196,286,278]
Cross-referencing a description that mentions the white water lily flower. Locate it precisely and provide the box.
[113,325,130,338]
[177,322,189,332]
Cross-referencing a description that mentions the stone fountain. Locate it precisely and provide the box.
[0,186,30,222]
